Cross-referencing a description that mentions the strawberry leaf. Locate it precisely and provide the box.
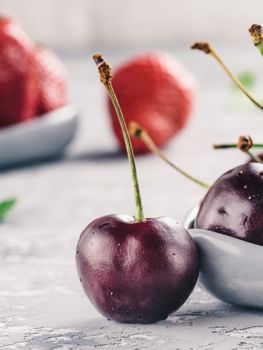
[0,198,17,221]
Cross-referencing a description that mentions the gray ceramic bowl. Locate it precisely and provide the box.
[185,206,263,309]
[0,105,78,167]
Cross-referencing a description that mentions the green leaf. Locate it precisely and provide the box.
[236,71,256,89]
[0,198,17,221]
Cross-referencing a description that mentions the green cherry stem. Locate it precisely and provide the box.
[93,54,144,222]
[191,42,263,111]
[129,122,210,190]
[214,144,263,149]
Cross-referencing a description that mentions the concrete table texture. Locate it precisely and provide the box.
[1,47,263,349]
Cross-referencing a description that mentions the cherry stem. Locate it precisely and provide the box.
[129,122,210,190]
[214,144,263,149]
[191,42,263,111]
[249,24,263,56]
[213,135,263,163]
[93,54,144,222]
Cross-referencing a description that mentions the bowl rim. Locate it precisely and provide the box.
[0,105,77,134]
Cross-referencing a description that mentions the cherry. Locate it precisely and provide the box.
[195,162,263,246]
[76,214,198,323]
[75,55,199,323]
[190,31,263,245]
[130,124,263,247]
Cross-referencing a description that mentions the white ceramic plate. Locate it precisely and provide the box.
[0,105,78,167]
[185,207,263,309]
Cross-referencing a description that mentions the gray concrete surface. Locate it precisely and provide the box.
[1,47,263,349]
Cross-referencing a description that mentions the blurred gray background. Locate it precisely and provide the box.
[0,0,262,50]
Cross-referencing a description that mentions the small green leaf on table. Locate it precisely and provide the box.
[0,198,17,221]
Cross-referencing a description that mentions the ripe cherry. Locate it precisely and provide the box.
[131,124,263,247]
[195,162,263,246]
[75,55,199,323]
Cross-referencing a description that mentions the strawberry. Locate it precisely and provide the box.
[108,53,196,153]
[0,17,38,128]
[34,47,67,116]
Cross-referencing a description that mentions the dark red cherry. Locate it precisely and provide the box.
[77,55,199,323]
[195,162,263,246]
[76,214,198,323]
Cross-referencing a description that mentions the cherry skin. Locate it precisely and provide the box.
[195,162,263,246]
[76,214,199,324]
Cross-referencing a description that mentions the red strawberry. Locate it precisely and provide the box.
[108,53,196,153]
[34,47,67,116]
[0,17,38,128]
